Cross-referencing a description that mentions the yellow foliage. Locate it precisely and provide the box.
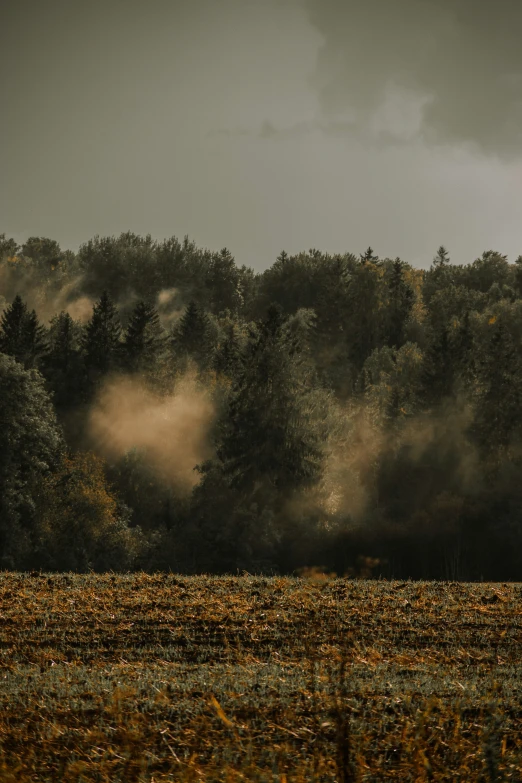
[34,451,123,562]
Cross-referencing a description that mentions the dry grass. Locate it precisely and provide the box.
[0,573,521,781]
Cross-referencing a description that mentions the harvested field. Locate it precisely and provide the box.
[0,573,521,781]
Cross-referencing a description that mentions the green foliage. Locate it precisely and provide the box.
[21,236,63,273]
[122,300,166,374]
[0,354,64,567]
[0,295,47,368]
[0,232,20,258]
[42,311,85,410]
[384,258,415,349]
[77,232,159,302]
[217,306,325,498]
[345,259,383,371]
[82,290,122,380]
[172,300,216,371]
[360,245,379,263]
[3,229,522,577]
[205,247,243,314]
[471,310,522,454]
[361,341,424,424]
[420,326,454,407]
[212,319,242,378]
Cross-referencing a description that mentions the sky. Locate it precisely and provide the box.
[2,0,522,271]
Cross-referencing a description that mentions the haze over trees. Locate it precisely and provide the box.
[1,230,522,578]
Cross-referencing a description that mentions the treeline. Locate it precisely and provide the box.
[2,231,522,579]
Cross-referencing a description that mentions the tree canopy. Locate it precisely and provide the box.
[2,230,522,577]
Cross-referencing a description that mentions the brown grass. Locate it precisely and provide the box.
[0,573,521,781]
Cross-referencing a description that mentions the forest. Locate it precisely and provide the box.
[1,230,522,580]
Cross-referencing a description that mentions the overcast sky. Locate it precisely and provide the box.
[2,0,522,270]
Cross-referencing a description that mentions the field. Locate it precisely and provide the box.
[0,573,521,782]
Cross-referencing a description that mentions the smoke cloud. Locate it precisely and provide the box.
[303,0,522,158]
[88,374,215,493]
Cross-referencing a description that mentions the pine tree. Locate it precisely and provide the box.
[0,295,27,358]
[345,260,382,370]
[420,326,454,407]
[0,295,46,368]
[216,305,325,499]
[82,291,122,379]
[23,309,47,368]
[42,312,85,410]
[386,258,415,348]
[385,384,402,423]
[471,320,522,453]
[123,300,165,373]
[360,246,378,264]
[433,246,450,267]
[422,247,453,308]
[172,300,214,370]
[452,310,474,389]
[213,322,241,377]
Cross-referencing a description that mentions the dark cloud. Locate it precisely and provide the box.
[303,0,522,159]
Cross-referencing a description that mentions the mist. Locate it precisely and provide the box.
[88,374,215,493]
[2,229,522,578]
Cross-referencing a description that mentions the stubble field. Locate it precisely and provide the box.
[0,573,521,781]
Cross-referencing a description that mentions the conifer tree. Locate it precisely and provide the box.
[213,322,241,377]
[471,319,522,453]
[123,300,165,374]
[0,295,46,368]
[0,295,28,358]
[420,326,454,407]
[43,312,85,409]
[433,245,450,267]
[82,291,122,379]
[345,260,382,371]
[172,300,214,370]
[451,310,474,389]
[422,246,453,307]
[360,246,378,264]
[216,305,325,499]
[23,309,47,368]
[386,258,415,348]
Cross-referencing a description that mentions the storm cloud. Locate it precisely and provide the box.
[304,0,522,158]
